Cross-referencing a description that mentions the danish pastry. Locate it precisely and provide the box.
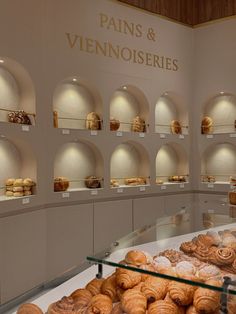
[70,288,92,308]
[17,303,43,314]
[175,261,196,277]
[198,264,221,281]
[86,278,105,296]
[116,267,142,289]
[153,256,172,273]
[121,289,147,314]
[110,118,120,131]
[101,274,118,302]
[195,234,215,247]
[141,276,168,303]
[47,296,75,314]
[131,116,146,133]
[168,281,195,306]
[193,245,211,262]
[214,247,235,265]
[180,241,197,255]
[159,249,184,265]
[86,112,101,130]
[170,120,182,134]
[125,250,147,266]
[86,294,112,314]
[147,300,179,314]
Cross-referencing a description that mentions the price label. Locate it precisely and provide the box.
[179,134,184,139]
[117,188,123,193]
[22,197,30,204]
[206,134,213,139]
[116,131,123,137]
[91,190,98,195]
[139,186,146,192]
[62,129,70,135]
[139,133,145,138]
[91,130,98,136]
[62,192,70,198]
[22,125,29,132]
[161,185,167,190]
[179,183,185,189]
[160,134,166,139]
[207,183,214,188]
[230,133,236,138]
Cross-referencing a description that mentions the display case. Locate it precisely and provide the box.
[3,200,236,314]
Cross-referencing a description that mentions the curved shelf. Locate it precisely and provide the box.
[54,140,103,192]
[110,141,150,188]
[109,85,149,133]
[156,142,189,185]
[53,77,103,130]
[0,57,36,126]
[155,92,188,135]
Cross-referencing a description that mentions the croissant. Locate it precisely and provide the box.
[116,268,142,289]
[186,305,198,314]
[193,280,221,314]
[228,295,236,314]
[141,276,168,303]
[70,288,92,308]
[86,278,105,296]
[164,293,185,314]
[139,264,156,281]
[17,303,43,314]
[111,303,124,314]
[147,300,179,314]
[125,250,147,266]
[121,289,147,314]
[86,294,113,314]
[168,281,195,306]
[101,274,118,302]
[47,296,75,314]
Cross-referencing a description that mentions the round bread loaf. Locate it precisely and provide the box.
[54,177,69,192]
[110,118,120,131]
[85,176,101,189]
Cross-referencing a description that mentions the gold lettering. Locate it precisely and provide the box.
[107,17,118,31]
[95,40,107,56]
[137,50,144,64]
[85,38,94,53]
[123,20,134,36]
[108,43,120,59]
[66,33,79,48]
[133,49,137,63]
[145,53,152,66]
[100,13,108,28]
[121,47,132,61]
[135,24,142,38]
[166,57,172,70]
[173,59,179,71]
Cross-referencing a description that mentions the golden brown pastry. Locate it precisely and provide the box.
[139,264,156,281]
[116,286,125,301]
[24,190,32,196]
[159,249,184,265]
[125,250,147,266]
[170,120,182,134]
[214,247,235,265]
[193,280,221,314]
[101,274,118,302]
[141,276,168,303]
[229,191,236,205]
[228,295,236,314]
[110,179,119,187]
[24,186,32,191]
[85,176,101,189]
[86,112,101,130]
[131,116,146,133]
[13,192,24,197]
[13,178,24,187]
[222,234,236,250]
[17,303,43,314]
[195,234,215,247]
[198,264,221,281]
[164,293,185,314]
[70,288,92,308]
[186,305,198,314]
[147,300,179,314]
[201,116,213,134]
[116,267,142,289]
[124,177,147,186]
[5,178,15,186]
[175,261,196,277]
[110,118,120,131]
[86,278,105,296]
[13,186,24,192]
[54,177,70,192]
[47,296,75,314]
[193,245,211,262]
[111,303,123,314]
[153,256,172,273]
[168,281,195,306]
[6,186,13,191]
[86,294,112,314]
[5,191,14,197]
[121,289,147,314]
[180,241,197,254]
[23,178,34,187]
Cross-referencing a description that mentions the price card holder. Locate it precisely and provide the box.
[117,188,123,193]
[160,134,166,139]
[161,185,167,190]
[62,129,70,135]
[139,186,146,192]
[207,183,214,188]
[139,133,145,138]
[91,130,98,136]
[179,183,185,189]
[230,133,236,138]
[206,134,213,139]
[116,131,123,137]
[179,134,184,139]
[22,125,29,132]
[91,190,98,195]
[22,197,30,204]
[62,192,70,198]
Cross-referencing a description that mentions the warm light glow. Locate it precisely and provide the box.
[123,86,127,90]
[0,59,4,63]
[220,91,224,95]
[0,135,6,138]
[72,78,77,82]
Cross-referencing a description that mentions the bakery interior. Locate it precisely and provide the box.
[1,0,236,313]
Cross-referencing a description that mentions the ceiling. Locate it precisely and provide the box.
[118,0,236,26]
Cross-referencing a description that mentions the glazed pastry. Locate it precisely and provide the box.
[101,274,118,302]
[23,178,34,187]
[121,289,147,314]
[116,267,142,289]
[13,179,24,187]
[86,112,101,130]
[147,300,179,314]
[13,187,24,192]
[125,250,148,266]
[86,294,112,314]
[170,120,182,134]
[175,261,196,277]
[198,264,221,281]
[214,247,235,265]
[116,286,125,301]
[70,288,92,308]
[24,190,32,196]
[47,296,75,314]
[111,303,124,314]
[110,118,120,131]
[110,179,119,187]
[153,256,172,273]
[193,245,210,262]
[141,276,168,303]
[131,116,146,133]
[54,177,69,192]
[5,191,14,197]
[168,281,195,306]
[85,176,101,189]
[17,303,43,314]
[180,241,197,254]
[195,234,215,247]
[86,278,105,296]
[193,279,221,314]
[185,305,198,314]
[201,116,213,134]
[13,192,24,197]
[5,178,15,186]
[159,249,184,265]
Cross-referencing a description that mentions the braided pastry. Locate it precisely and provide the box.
[47,296,75,314]
[180,242,197,254]
[86,294,112,314]
[17,303,43,314]
[168,281,195,306]
[125,250,147,266]
[147,300,179,314]
[101,274,118,302]
[121,289,147,314]
[214,247,235,265]
[116,268,142,289]
[141,276,168,303]
[70,288,92,309]
[86,278,105,296]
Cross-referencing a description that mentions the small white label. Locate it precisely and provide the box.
[179,134,184,139]
[160,134,166,139]
[91,130,98,136]
[117,188,123,193]
[22,125,29,132]
[180,183,185,189]
[208,183,214,188]
[206,134,213,139]
[139,186,146,192]
[22,197,30,204]
[230,133,236,138]
[208,209,215,214]
[91,190,98,195]
[116,131,123,137]
[139,132,145,138]
[62,129,70,135]
[161,185,167,190]
[62,192,70,198]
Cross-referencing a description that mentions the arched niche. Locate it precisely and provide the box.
[156,143,189,184]
[110,141,149,187]
[0,57,36,124]
[155,92,188,134]
[53,77,103,130]
[0,136,37,200]
[110,85,149,132]
[201,143,236,183]
[54,141,103,190]
[202,93,236,134]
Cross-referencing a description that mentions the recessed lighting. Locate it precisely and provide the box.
[0,59,4,63]
[123,86,127,90]
[220,91,224,95]
[72,78,77,82]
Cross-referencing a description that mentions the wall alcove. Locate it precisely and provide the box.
[110,85,149,133]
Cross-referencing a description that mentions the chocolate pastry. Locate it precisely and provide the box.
[85,176,101,189]
[47,296,75,314]
[101,274,118,302]
[125,250,148,266]
[86,294,112,314]
[86,112,101,130]
[170,120,182,134]
[116,267,142,289]
[168,281,195,306]
[110,118,120,131]
[141,276,168,303]
[147,300,179,314]
[131,116,146,132]
[54,177,69,192]
[121,289,147,314]
[70,288,92,308]
[8,110,32,125]
[17,303,43,314]
[86,278,105,296]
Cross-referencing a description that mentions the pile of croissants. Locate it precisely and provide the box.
[5,178,35,197]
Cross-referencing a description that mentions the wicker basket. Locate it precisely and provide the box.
[229,191,236,205]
